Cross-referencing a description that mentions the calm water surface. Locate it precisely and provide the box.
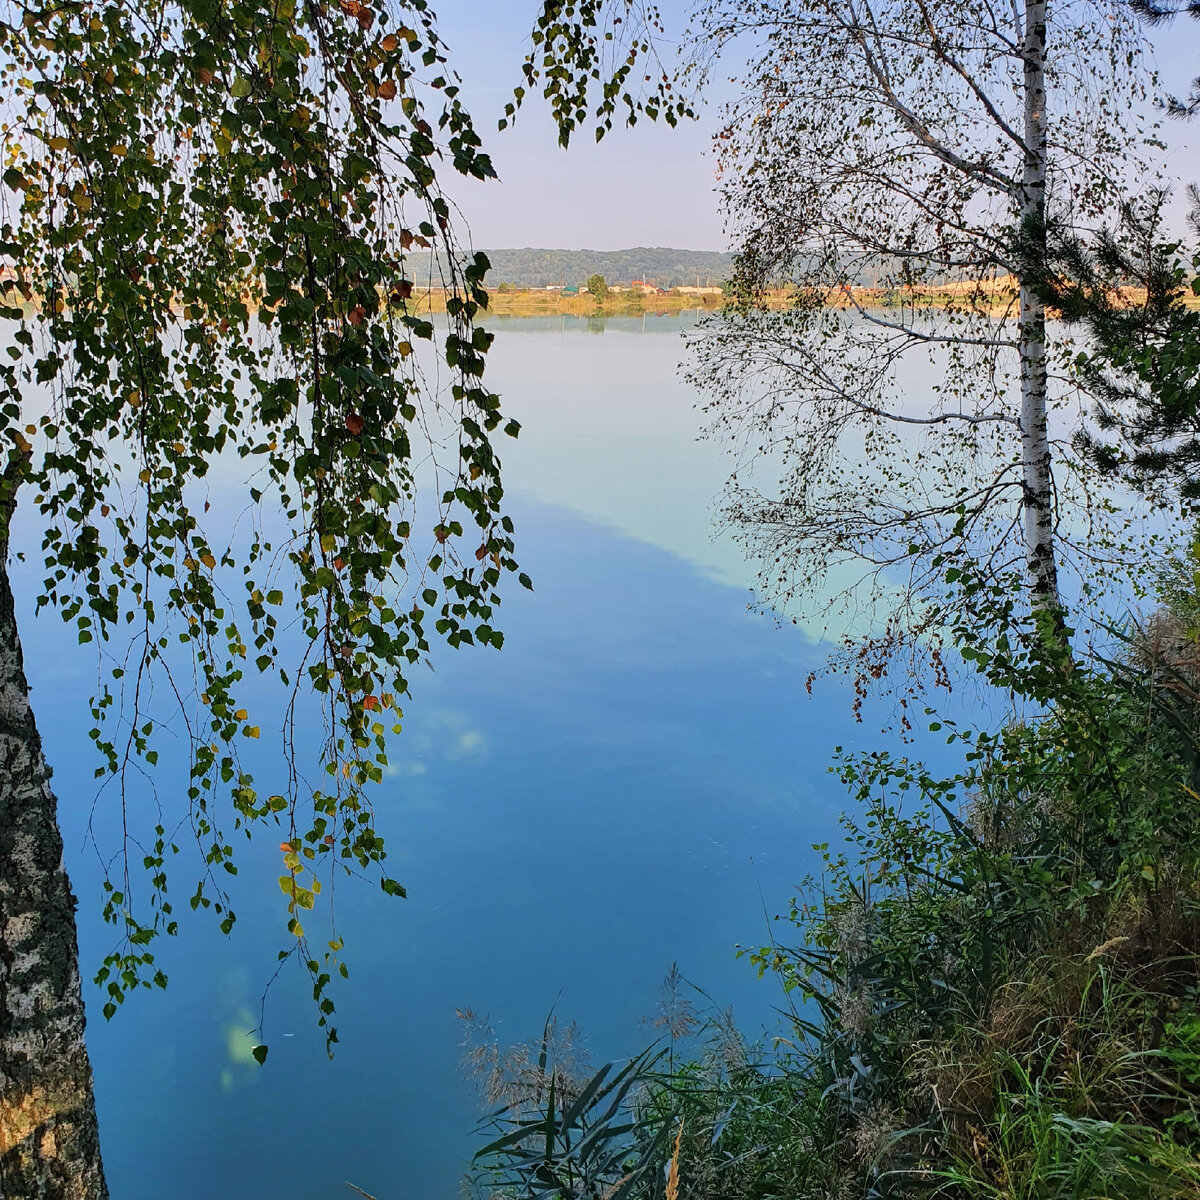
[18,315,955,1199]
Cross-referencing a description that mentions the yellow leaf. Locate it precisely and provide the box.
[47,135,70,151]
[138,468,151,484]
[234,709,247,721]
[199,551,216,569]
[397,340,412,358]
[246,726,260,738]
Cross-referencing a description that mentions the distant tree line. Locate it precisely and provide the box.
[416,247,736,289]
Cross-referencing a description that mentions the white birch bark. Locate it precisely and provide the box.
[0,482,108,1199]
[1018,0,1065,619]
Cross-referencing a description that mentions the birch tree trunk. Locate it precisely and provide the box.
[1018,0,1064,619]
[0,493,108,1198]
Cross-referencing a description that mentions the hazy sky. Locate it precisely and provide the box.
[433,1,1200,252]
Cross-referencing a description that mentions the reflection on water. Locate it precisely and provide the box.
[489,314,749,593]
[18,315,955,1200]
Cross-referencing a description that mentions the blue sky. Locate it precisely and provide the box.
[434,1,1200,251]
[434,0,730,249]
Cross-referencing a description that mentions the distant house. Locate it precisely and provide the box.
[561,285,580,296]
[676,285,723,296]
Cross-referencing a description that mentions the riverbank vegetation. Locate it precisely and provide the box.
[461,208,1200,1200]
[459,0,1200,1193]
[466,550,1200,1200]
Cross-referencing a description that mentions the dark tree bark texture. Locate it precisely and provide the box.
[0,522,108,1198]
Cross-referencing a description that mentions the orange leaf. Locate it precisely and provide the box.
[347,305,366,326]
[381,33,398,51]
[197,68,214,85]
[378,79,396,100]
[363,695,380,711]
[346,412,365,436]
[475,544,487,561]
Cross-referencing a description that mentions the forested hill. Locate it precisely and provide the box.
[471,247,736,288]
[414,247,899,289]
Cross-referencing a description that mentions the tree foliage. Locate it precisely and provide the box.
[0,0,525,1044]
[0,0,703,1069]
[1031,204,1200,505]
[1129,0,1200,116]
[0,0,697,1191]
[686,0,1155,650]
[509,0,691,146]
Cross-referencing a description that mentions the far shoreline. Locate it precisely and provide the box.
[417,276,1173,319]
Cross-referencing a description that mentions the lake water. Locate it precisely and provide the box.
[18,314,960,1199]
